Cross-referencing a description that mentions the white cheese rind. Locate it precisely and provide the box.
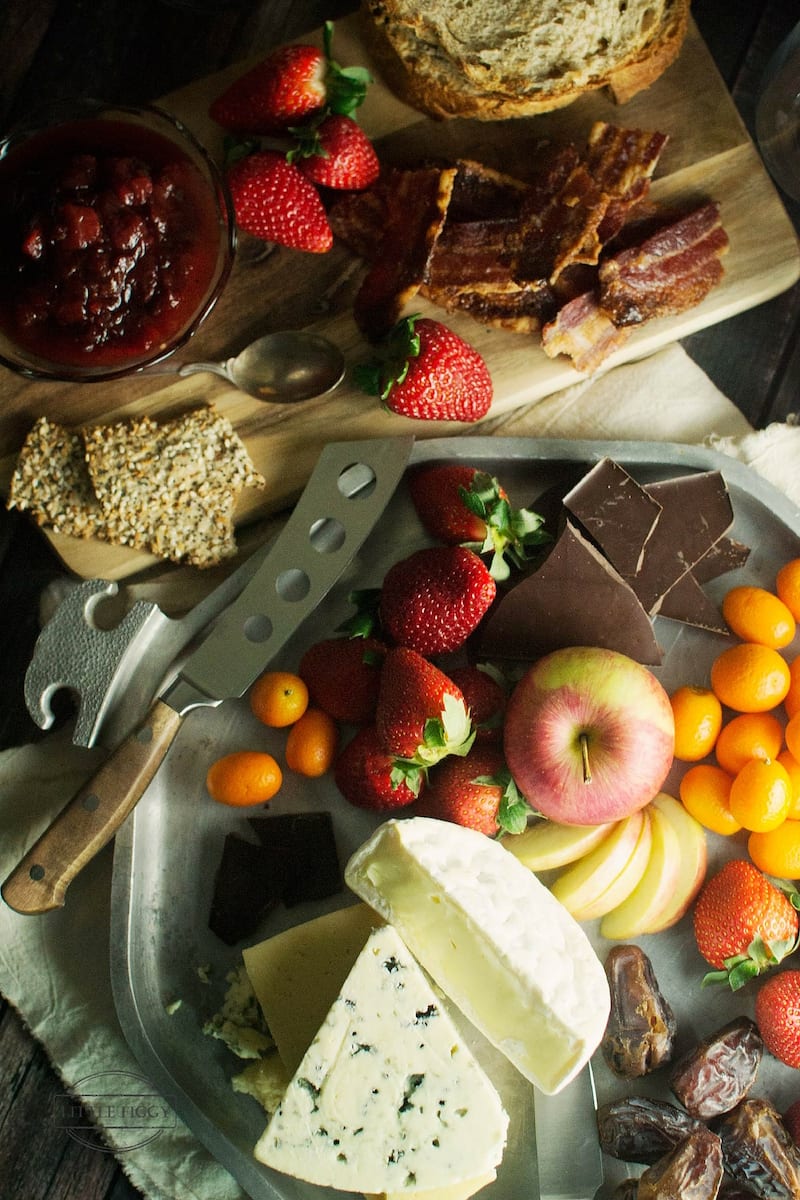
[344,817,610,1094]
[255,923,509,1193]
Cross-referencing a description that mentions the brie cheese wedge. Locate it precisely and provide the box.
[345,817,610,1094]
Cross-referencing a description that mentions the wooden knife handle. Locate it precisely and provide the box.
[1,699,182,915]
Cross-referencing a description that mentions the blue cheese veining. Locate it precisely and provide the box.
[254,923,508,1193]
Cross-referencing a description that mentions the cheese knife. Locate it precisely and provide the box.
[533,1065,604,1200]
[2,436,414,916]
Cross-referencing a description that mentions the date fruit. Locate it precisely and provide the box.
[602,945,677,1077]
[670,1016,763,1120]
[597,1096,705,1164]
[717,1097,800,1200]
[637,1128,724,1200]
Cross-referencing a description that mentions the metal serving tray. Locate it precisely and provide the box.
[111,437,800,1200]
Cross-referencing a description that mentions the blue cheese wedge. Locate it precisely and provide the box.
[254,923,508,1193]
[345,817,610,1095]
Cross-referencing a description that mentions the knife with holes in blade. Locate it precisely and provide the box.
[2,437,414,916]
[534,1065,604,1200]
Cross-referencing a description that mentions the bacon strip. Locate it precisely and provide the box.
[514,123,668,285]
[599,201,730,325]
[352,165,457,340]
[541,291,632,373]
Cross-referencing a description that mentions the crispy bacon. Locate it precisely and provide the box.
[352,165,457,340]
[541,291,632,373]
[599,201,730,325]
[328,185,388,261]
[421,279,557,333]
[514,123,668,285]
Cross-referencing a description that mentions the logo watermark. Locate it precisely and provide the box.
[54,1070,176,1152]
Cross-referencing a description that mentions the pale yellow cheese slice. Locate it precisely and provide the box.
[243,904,494,1200]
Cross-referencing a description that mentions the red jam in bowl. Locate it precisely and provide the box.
[0,114,230,375]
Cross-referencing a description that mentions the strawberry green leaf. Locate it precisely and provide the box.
[353,315,422,403]
[337,587,382,637]
[455,471,551,581]
[322,21,373,117]
[389,759,426,797]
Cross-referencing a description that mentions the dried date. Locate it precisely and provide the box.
[637,1128,724,1200]
[670,1017,763,1120]
[597,1096,705,1164]
[602,945,678,1077]
[717,1097,800,1200]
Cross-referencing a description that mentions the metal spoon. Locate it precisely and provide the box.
[175,330,346,403]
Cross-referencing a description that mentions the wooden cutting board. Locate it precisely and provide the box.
[1,12,798,581]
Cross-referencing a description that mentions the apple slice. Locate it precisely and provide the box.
[568,808,654,921]
[550,810,647,919]
[643,792,708,934]
[503,819,616,872]
[599,804,682,940]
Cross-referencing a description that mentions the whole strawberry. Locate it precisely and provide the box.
[415,744,529,836]
[355,315,493,423]
[375,647,474,787]
[294,114,379,191]
[209,22,371,135]
[756,971,800,1068]
[379,545,496,656]
[334,725,423,810]
[225,150,333,252]
[408,463,551,581]
[448,664,507,743]
[693,859,799,989]
[299,635,385,724]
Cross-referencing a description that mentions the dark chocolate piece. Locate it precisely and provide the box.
[631,471,733,613]
[208,834,289,946]
[563,457,662,577]
[248,811,341,906]
[209,812,342,944]
[657,570,730,634]
[692,536,751,584]
[476,519,663,664]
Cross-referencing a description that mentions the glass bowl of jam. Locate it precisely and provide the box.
[0,100,235,381]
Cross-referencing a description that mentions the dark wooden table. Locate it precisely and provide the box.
[1,1,798,1196]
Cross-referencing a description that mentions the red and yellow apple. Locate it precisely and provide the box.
[503,646,675,826]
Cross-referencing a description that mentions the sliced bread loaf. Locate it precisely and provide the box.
[361,0,690,119]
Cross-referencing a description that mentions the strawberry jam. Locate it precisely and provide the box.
[0,113,230,374]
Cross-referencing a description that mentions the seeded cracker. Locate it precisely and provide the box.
[6,416,106,539]
[83,408,265,568]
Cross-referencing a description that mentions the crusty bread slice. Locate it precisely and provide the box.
[7,407,264,568]
[84,407,264,568]
[7,417,106,540]
[361,0,690,119]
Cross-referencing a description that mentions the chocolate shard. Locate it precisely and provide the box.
[476,519,663,665]
[631,471,734,614]
[692,536,751,584]
[209,834,289,946]
[209,812,342,945]
[657,569,730,634]
[562,457,663,577]
[248,811,341,906]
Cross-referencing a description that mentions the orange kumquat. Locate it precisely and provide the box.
[250,670,309,728]
[779,748,800,819]
[206,750,283,807]
[776,557,800,622]
[285,707,339,777]
[670,685,723,761]
[679,762,741,835]
[714,711,784,776]
[709,642,791,712]
[784,657,800,719]
[728,757,792,832]
[721,585,796,649]
[749,819,800,879]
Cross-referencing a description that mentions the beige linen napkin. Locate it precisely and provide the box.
[0,344,796,1200]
